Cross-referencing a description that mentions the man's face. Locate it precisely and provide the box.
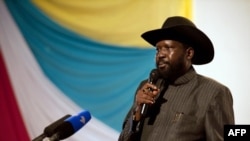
[155,40,190,80]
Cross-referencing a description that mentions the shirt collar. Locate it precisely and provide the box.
[170,66,196,86]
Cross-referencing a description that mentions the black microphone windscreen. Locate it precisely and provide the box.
[44,114,71,137]
[55,122,75,140]
[149,69,159,84]
[51,110,91,140]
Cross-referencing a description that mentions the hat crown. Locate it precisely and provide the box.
[141,16,214,65]
[162,16,196,29]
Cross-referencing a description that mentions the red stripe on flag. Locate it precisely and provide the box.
[0,49,30,141]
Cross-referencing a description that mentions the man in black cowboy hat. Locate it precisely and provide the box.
[118,16,234,141]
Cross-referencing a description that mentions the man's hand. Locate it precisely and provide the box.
[133,82,160,121]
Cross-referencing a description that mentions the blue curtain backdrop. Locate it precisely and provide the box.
[5,0,155,131]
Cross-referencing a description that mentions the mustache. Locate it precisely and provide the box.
[156,59,170,66]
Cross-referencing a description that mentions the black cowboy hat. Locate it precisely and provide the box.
[141,16,214,65]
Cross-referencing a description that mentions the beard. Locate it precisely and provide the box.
[156,57,186,81]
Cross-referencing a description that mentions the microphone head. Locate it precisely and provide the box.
[65,110,91,132]
[149,69,159,84]
[55,110,91,140]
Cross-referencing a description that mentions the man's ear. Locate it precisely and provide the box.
[186,47,194,60]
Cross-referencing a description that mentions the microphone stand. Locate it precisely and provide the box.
[32,134,46,141]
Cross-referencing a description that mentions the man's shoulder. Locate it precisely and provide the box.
[196,74,230,90]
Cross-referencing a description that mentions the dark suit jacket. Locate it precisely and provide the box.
[119,67,235,141]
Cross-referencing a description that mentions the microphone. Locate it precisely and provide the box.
[32,114,71,141]
[49,110,91,141]
[140,69,159,117]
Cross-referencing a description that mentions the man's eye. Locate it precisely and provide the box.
[163,46,172,50]
[165,46,172,49]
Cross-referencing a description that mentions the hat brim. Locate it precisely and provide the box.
[141,25,214,65]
